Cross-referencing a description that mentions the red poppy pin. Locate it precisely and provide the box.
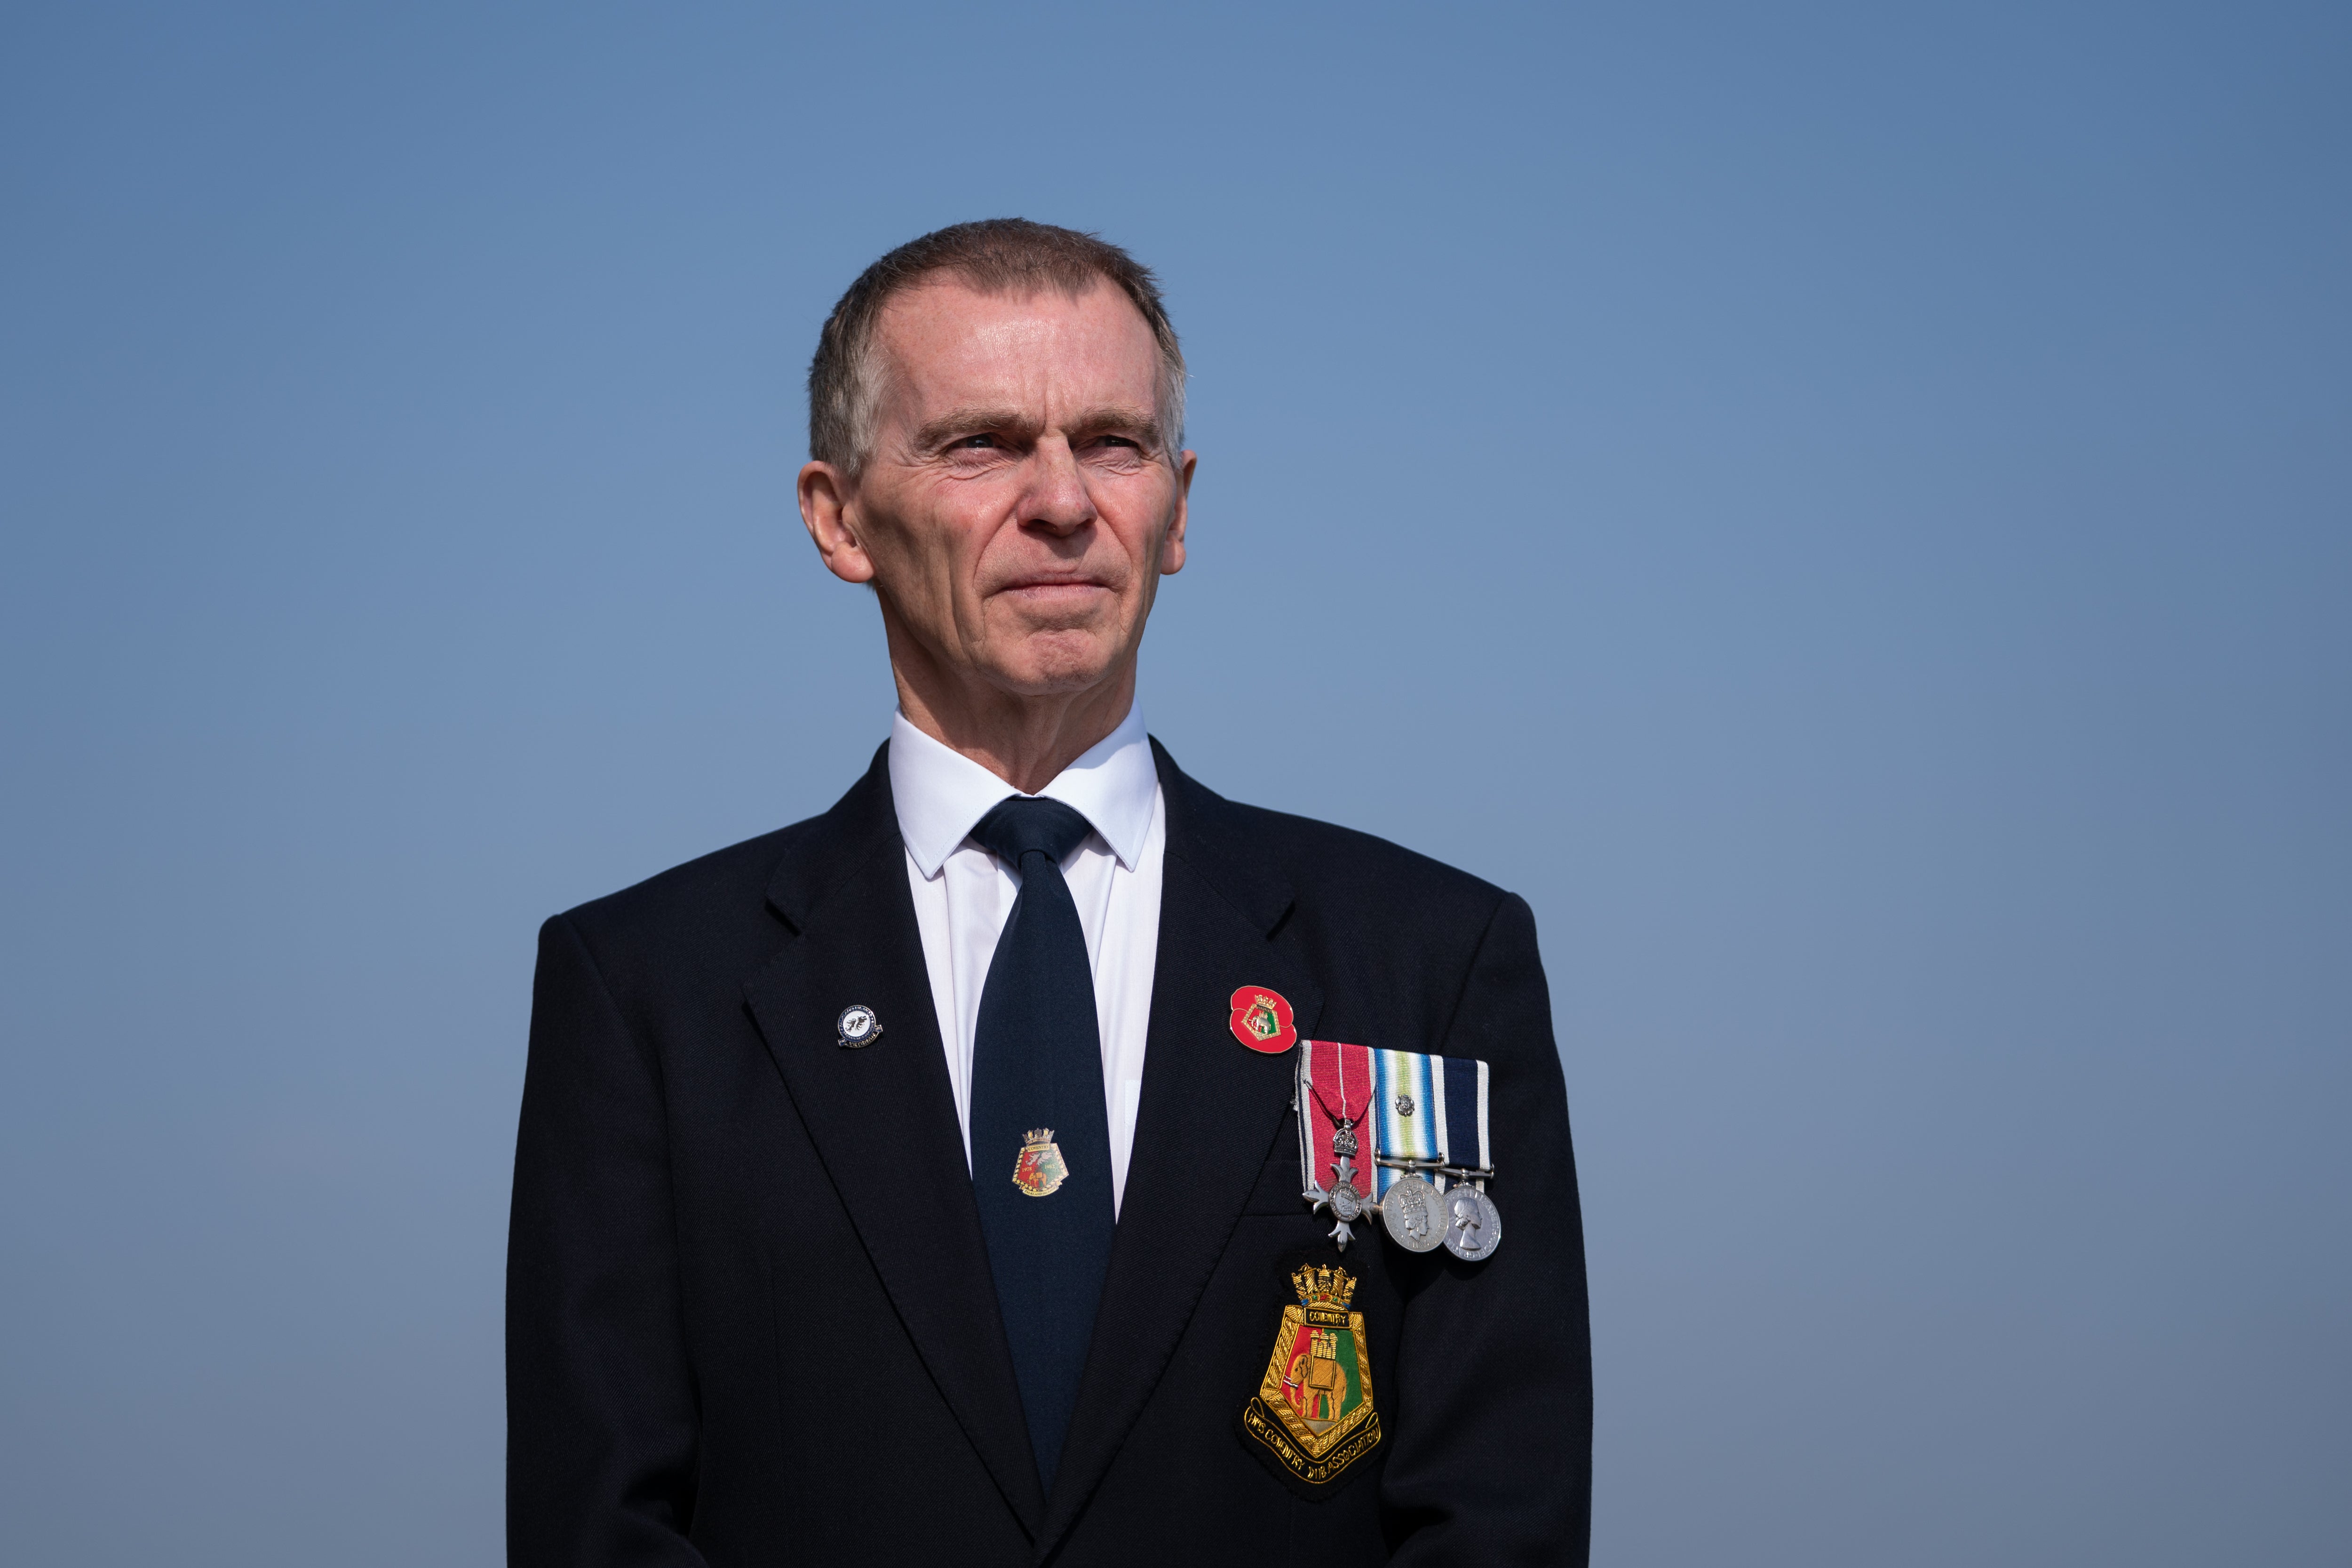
[1228,985,1298,1054]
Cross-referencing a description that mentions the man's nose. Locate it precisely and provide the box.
[1020,436,1097,535]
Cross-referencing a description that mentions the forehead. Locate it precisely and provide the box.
[870,278,1162,414]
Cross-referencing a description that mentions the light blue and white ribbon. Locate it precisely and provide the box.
[1372,1048,1440,1196]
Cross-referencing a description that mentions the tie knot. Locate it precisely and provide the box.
[972,796,1096,869]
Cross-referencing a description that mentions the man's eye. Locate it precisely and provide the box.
[952,434,1002,450]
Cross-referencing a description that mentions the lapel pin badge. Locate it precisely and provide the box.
[835,1003,882,1049]
[1228,985,1297,1054]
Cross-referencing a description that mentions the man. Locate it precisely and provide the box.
[508,219,1591,1566]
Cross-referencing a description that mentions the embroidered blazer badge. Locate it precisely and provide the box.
[1238,1263,1382,1495]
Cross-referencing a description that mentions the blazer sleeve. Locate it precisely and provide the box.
[507,914,710,1568]
[1381,892,1594,1567]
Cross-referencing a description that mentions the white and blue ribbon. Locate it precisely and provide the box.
[1364,1048,1493,1194]
[1434,1054,1491,1187]
[1372,1049,1440,1196]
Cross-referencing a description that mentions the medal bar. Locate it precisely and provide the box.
[1296,1040,1503,1262]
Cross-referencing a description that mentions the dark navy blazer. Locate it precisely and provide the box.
[507,740,1592,1566]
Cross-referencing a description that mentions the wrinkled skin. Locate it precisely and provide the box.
[798,279,1194,793]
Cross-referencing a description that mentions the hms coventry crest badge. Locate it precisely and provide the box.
[1011,1128,1068,1197]
[1238,1263,1382,1495]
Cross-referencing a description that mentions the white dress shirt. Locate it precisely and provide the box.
[888,708,1165,1216]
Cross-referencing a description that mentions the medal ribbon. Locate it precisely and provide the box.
[1434,1053,1492,1188]
[1298,1043,1497,1205]
[1299,1040,1374,1196]
[1363,1049,1495,1194]
[1372,1048,1440,1196]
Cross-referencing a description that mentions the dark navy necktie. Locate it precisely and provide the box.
[967,796,1115,1494]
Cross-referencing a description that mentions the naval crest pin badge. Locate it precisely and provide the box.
[835,1003,882,1049]
[1228,985,1297,1053]
[1012,1129,1069,1196]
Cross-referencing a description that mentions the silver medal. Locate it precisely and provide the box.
[1314,1138,1370,1248]
[1325,1121,1367,1224]
[1380,1171,1446,1252]
[1326,1140,1368,1225]
[1440,1184,1502,1262]
[835,1003,882,1049]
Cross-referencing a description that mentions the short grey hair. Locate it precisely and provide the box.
[807,218,1187,477]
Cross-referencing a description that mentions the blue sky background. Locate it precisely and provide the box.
[2,3,2345,1563]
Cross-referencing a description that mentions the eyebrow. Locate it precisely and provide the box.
[911,403,1163,452]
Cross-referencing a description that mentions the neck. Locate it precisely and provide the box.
[885,626,1138,796]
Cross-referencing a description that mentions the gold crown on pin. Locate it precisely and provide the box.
[1022,1128,1055,1146]
[1290,1265,1357,1309]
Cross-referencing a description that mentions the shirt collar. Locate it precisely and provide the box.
[888,706,1156,879]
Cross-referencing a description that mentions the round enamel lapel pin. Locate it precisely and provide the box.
[835,1003,882,1049]
[1228,985,1297,1054]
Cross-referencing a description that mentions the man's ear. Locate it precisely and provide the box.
[1159,449,1196,576]
[798,461,876,584]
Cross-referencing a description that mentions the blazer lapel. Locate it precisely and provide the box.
[1035,741,1324,1559]
[741,749,1047,1536]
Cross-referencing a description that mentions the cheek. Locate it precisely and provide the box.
[878,490,998,585]
[1097,482,1179,563]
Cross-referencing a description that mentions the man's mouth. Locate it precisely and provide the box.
[996,576,1113,602]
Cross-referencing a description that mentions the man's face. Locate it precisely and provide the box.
[812,278,1192,700]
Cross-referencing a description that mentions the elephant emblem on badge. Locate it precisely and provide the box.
[1241,1264,1382,1494]
[1286,1330,1351,1428]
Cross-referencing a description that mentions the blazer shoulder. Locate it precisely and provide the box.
[1232,798,1507,911]
[554,815,818,958]
[552,745,899,965]
[1156,742,1514,935]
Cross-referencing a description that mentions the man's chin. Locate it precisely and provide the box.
[982,632,1132,700]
